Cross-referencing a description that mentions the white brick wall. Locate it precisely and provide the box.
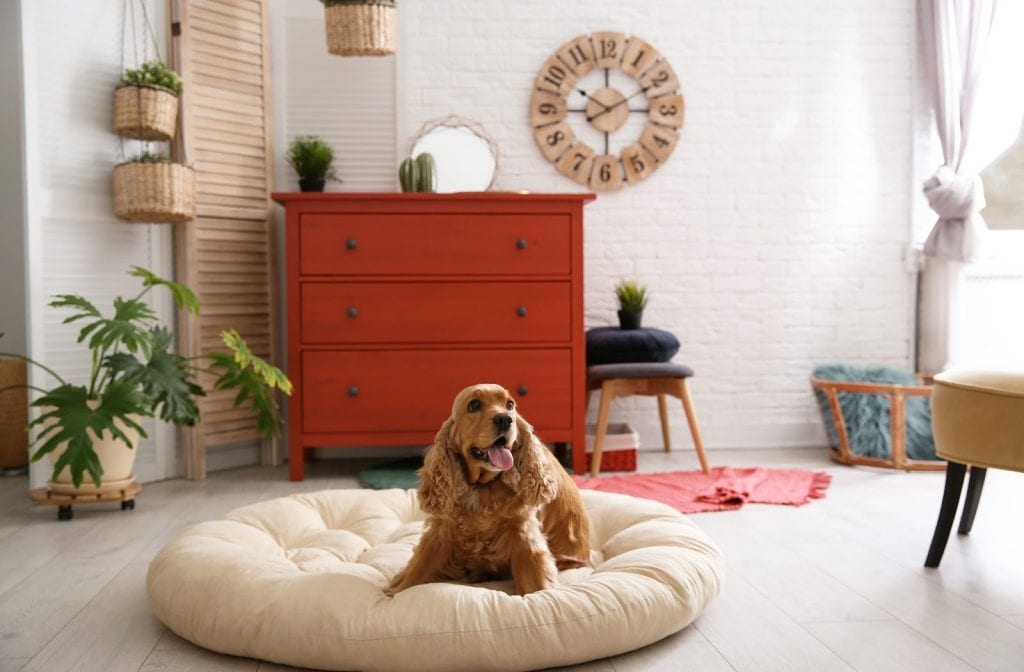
[402,0,918,451]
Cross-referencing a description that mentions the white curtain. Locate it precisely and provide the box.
[919,0,998,262]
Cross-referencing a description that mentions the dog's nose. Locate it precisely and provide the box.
[493,414,513,431]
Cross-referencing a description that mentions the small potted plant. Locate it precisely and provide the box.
[321,0,396,57]
[287,136,338,192]
[113,151,196,223]
[114,60,184,141]
[0,266,291,492]
[615,280,648,330]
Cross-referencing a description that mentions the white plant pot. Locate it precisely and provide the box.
[47,406,141,494]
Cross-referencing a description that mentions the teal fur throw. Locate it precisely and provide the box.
[812,363,938,461]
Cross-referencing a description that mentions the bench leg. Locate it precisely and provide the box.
[657,394,671,452]
[925,461,967,568]
[591,380,616,478]
[678,378,710,474]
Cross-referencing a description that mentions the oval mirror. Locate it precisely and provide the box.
[410,117,498,192]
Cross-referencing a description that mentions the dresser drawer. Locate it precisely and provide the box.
[302,349,572,434]
[299,213,571,276]
[301,281,570,344]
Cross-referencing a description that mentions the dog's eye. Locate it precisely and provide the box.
[505,399,515,410]
[470,447,486,459]
[467,399,481,412]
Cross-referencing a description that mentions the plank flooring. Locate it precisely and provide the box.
[1,447,1022,671]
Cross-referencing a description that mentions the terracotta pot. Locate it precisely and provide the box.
[47,402,141,493]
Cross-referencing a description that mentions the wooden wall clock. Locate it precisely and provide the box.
[530,33,684,192]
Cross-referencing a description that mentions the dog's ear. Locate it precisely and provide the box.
[503,415,558,506]
[417,417,469,515]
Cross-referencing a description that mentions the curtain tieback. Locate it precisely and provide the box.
[923,165,986,219]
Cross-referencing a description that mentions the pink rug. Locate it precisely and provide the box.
[572,466,832,513]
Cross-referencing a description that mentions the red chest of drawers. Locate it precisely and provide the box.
[272,192,595,480]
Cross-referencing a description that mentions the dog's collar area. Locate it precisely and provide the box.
[473,472,503,490]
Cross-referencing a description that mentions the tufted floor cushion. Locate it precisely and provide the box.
[147,489,725,672]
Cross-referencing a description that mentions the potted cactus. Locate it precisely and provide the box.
[286,136,338,192]
[114,60,183,141]
[398,153,436,192]
[615,280,649,330]
[113,151,196,223]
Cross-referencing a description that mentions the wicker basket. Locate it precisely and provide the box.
[113,162,196,224]
[114,84,179,141]
[0,360,28,470]
[325,0,396,56]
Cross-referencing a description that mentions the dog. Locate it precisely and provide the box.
[386,383,590,596]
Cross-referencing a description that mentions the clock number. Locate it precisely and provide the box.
[530,89,567,128]
[640,123,679,163]
[621,143,658,183]
[534,55,577,95]
[589,154,623,192]
[639,61,679,98]
[543,64,567,90]
[567,43,587,66]
[533,121,576,161]
[648,93,684,128]
[558,35,596,76]
[555,142,595,184]
[621,37,659,77]
[591,32,626,68]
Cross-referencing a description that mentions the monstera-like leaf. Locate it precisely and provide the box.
[52,294,157,358]
[28,380,150,488]
[207,329,292,437]
[105,327,204,426]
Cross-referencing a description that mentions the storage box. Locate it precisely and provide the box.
[584,423,638,472]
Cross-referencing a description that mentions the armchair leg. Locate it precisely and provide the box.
[957,466,987,535]
[925,461,967,568]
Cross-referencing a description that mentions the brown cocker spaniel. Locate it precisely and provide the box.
[386,383,590,596]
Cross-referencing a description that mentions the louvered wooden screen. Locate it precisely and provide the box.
[171,0,277,479]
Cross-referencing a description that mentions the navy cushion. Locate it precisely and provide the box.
[588,362,694,381]
[586,327,680,365]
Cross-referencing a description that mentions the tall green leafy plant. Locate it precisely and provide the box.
[0,267,291,488]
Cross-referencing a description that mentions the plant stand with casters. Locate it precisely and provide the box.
[28,481,142,521]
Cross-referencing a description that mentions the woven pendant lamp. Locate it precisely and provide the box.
[323,0,396,56]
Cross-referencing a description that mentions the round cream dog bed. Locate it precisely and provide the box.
[147,489,724,672]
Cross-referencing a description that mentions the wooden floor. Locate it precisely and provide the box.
[1,447,1022,672]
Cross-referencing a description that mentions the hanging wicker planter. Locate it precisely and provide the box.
[324,0,396,56]
[114,84,179,141]
[113,160,196,223]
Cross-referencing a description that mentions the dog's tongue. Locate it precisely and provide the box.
[487,445,514,471]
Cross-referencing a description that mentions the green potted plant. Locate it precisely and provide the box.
[614,280,649,330]
[114,60,184,141]
[286,136,338,192]
[113,151,196,224]
[0,266,291,491]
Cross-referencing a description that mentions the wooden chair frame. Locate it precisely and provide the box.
[810,377,945,471]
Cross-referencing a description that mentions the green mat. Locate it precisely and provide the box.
[358,456,424,490]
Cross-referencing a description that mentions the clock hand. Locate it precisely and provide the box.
[575,88,612,111]
[586,85,652,123]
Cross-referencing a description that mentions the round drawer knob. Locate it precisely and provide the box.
[516,239,527,250]
[347,307,359,318]
[517,306,528,317]
[348,386,359,397]
[346,239,358,250]
[517,385,528,396]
